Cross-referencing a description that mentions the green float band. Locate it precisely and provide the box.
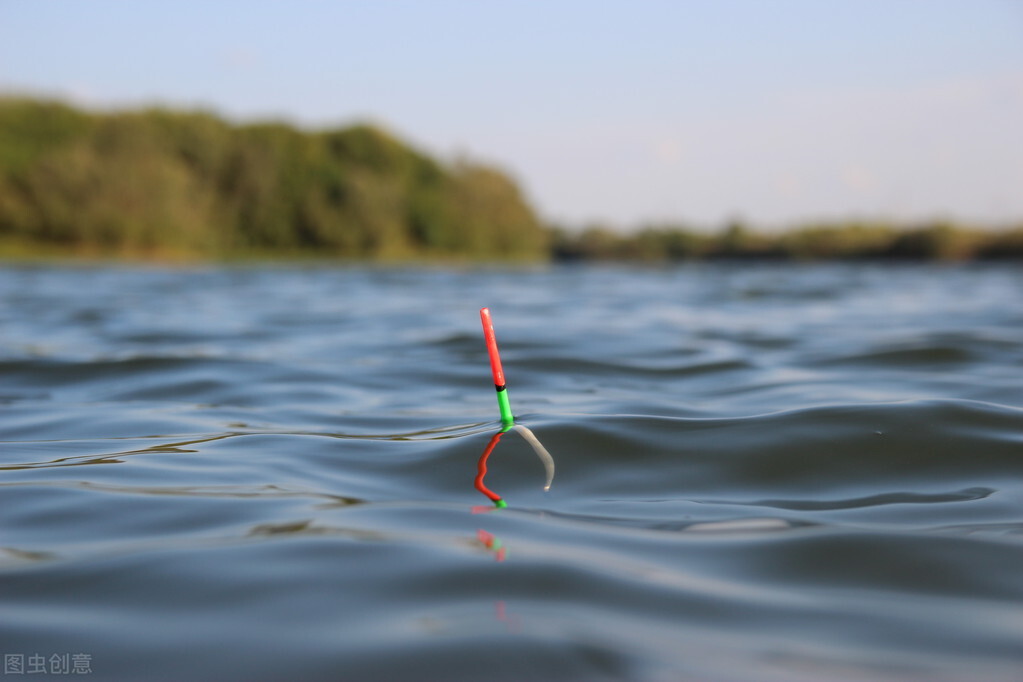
[495,384,514,430]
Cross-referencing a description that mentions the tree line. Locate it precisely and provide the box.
[1,96,1020,262]
[0,97,548,260]
[552,220,1023,262]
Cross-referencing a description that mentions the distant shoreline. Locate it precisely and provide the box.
[549,221,1023,262]
[4,222,1021,266]
[2,97,1020,264]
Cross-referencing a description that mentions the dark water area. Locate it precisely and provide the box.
[2,262,1022,681]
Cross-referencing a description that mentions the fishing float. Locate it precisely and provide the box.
[480,307,514,430]
[476,308,555,506]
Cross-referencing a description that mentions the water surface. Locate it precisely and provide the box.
[2,263,1022,681]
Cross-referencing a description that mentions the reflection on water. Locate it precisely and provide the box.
[1,264,1023,681]
[473,424,555,509]
[476,529,507,562]
[474,429,509,508]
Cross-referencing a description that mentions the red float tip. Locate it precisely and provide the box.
[480,307,506,388]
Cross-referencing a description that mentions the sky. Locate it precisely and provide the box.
[2,0,1021,230]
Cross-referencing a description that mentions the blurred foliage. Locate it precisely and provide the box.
[1,97,1019,262]
[0,97,548,260]
[554,220,1023,263]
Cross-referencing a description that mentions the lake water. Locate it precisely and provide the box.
[2,262,1022,681]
